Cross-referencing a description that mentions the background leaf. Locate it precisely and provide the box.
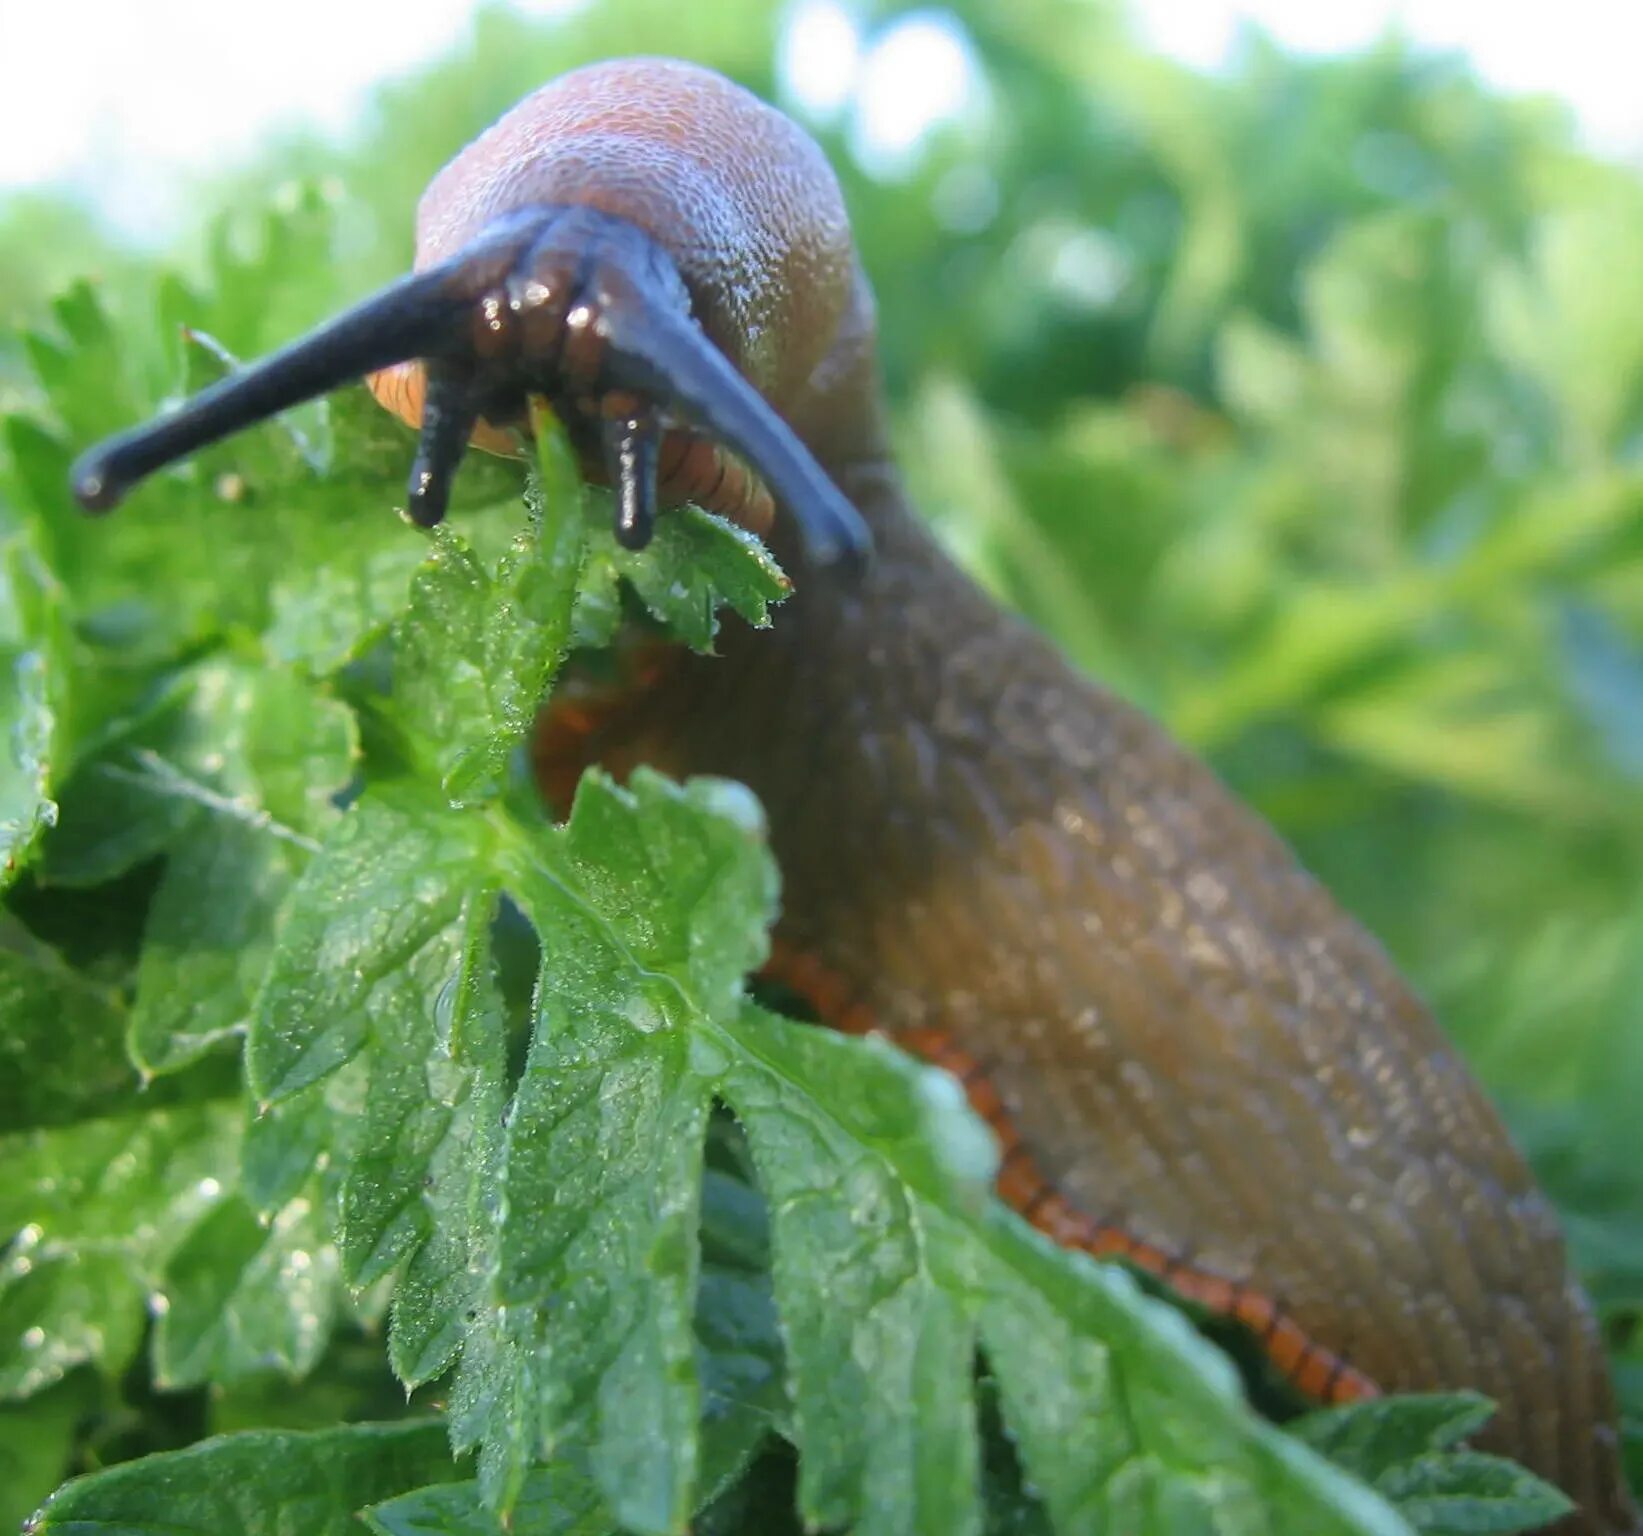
[27,1420,461,1536]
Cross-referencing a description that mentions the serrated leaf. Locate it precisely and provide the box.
[247,790,490,1105]
[42,657,352,884]
[0,1251,148,1403]
[695,1148,787,1482]
[712,1017,992,1536]
[337,886,499,1291]
[1291,1393,1499,1474]
[713,1004,1406,1536]
[0,535,65,888]
[130,823,315,1073]
[574,505,789,654]
[387,915,509,1391]
[0,1103,239,1396]
[1376,1453,1574,1535]
[36,677,198,887]
[124,666,356,1077]
[247,746,1417,1536]
[365,1463,610,1536]
[393,421,588,805]
[4,231,467,693]
[1291,1395,1574,1535]
[245,786,523,1496]
[0,1376,92,1536]
[489,826,718,1528]
[363,1391,782,1536]
[546,769,777,1009]
[265,541,428,673]
[0,929,132,1130]
[430,770,777,1527]
[21,280,151,453]
[246,796,502,1379]
[152,1191,341,1389]
[26,1419,461,1536]
[241,1070,352,1216]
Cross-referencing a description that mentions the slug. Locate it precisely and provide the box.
[68,56,1638,1535]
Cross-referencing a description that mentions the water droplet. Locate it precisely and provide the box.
[691,778,767,837]
[623,991,667,1035]
[432,972,460,1054]
[426,1055,465,1108]
[688,1033,730,1077]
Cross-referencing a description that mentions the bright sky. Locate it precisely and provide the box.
[1144,0,1643,147]
[1,0,1638,237]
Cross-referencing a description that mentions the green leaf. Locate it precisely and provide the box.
[124,663,357,1074]
[20,280,152,458]
[248,739,1417,1535]
[41,657,353,893]
[1291,1395,1574,1535]
[365,1463,610,1536]
[0,1375,94,1535]
[715,1004,1404,1536]
[0,1251,147,1404]
[152,1191,341,1388]
[0,1103,239,1396]
[36,674,200,887]
[386,918,509,1392]
[1,229,499,712]
[1376,1455,1574,1536]
[264,541,428,674]
[0,535,65,888]
[475,773,763,1528]
[574,504,790,654]
[26,1419,462,1536]
[694,1146,787,1483]
[248,765,780,1530]
[246,787,523,1499]
[364,1377,781,1536]
[392,420,588,805]
[0,928,133,1130]
[1292,1393,1497,1472]
[247,790,489,1106]
[536,768,777,1011]
[397,770,776,1526]
[712,1016,990,1536]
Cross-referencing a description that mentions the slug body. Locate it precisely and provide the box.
[69,58,1637,1535]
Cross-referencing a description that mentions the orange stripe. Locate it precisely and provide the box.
[762,939,1380,1406]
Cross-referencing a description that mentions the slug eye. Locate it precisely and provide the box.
[69,205,872,569]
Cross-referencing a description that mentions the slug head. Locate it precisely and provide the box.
[70,59,877,566]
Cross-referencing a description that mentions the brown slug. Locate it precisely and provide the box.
[67,56,1638,1535]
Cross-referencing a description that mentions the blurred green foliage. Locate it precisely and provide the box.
[2,0,1640,1521]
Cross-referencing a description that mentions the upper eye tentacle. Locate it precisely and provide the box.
[69,202,871,567]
